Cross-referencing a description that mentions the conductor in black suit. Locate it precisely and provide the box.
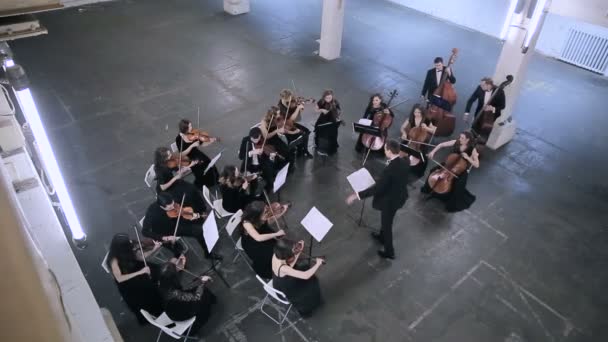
[346,139,409,259]
[463,77,506,122]
[420,57,456,102]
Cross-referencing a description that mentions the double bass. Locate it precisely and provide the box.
[361,89,398,151]
[469,75,514,142]
[427,48,458,137]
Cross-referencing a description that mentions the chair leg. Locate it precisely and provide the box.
[279,304,293,325]
[155,329,163,342]
[182,324,194,341]
[260,295,291,326]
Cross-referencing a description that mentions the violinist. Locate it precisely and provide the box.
[271,239,324,317]
[259,106,292,168]
[153,146,203,199]
[176,119,219,188]
[421,131,479,212]
[278,89,313,158]
[240,201,286,279]
[314,89,341,156]
[239,127,279,188]
[463,77,506,132]
[400,104,436,177]
[218,165,259,214]
[420,57,456,103]
[355,94,393,153]
[142,192,222,260]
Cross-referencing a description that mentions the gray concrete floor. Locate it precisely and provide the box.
[10,0,608,341]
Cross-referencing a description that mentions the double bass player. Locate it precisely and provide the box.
[421,57,456,104]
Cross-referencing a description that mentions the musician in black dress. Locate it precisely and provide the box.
[355,94,393,153]
[240,201,286,279]
[399,104,436,177]
[107,233,163,325]
[278,89,313,158]
[259,107,292,170]
[218,165,256,214]
[271,239,324,317]
[314,89,342,156]
[238,127,277,192]
[142,192,221,260]
[422,131,479,212]
[158,262,216,333]
[176,119,218,188]
[463,77,506,131]
[154,147,206,203]
[420,57,456,102]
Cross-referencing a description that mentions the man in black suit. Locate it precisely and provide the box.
[464,77,506,123]
[238,127,280,191]
[346,139,410,259]
[421,57,456,102]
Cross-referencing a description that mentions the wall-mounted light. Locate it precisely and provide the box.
[524,0,548,48]
[4,62,86,245]
[500,0,519,40]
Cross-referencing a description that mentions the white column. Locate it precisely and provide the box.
[223,0,250,15]
[319,0,345,61]
[486,0,551,150]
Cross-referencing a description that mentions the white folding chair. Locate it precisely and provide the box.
[170,142,179,153]
[203,185,234,219]
[145,164,157,194]
[224,210,253,268]
[101,251,110,274]
[256,275,292,325]
[140,310,196,341]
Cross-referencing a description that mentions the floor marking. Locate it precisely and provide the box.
[469,275,484,287]
[495,294,530,322]
[231,276,252,289]
[464,209,508,241]
[408,261,481,331]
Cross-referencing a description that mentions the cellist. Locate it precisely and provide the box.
[355,94,392,153]
[420,57,456,103]
[421,131,479,212]
[400,104,436,177]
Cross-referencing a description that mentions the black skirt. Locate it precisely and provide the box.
[421,166,476,212]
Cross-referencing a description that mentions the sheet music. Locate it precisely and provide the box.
[204,151,223,175]
[273,163,290,193]
[300,206,333,242]
[202,214,219,252]
[347,168,375,193]
[358,118,372,126]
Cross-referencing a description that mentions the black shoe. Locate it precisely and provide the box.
[371,232,382,243]
[206,253,223,261]
[377,250,395,260]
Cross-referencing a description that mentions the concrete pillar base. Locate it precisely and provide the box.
[223,0,250,15]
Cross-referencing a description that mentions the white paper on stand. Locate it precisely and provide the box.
[204,151,223,175]
[347,168,376,194]
[202,214,219,252]
[300,207,333,242]
[358,118,372,126]
[273,163,290,193]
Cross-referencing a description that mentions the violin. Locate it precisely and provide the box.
[254,139,285,160]
[166,203,197,220]
[427,152,469,194]
[166,152,191,169]
[185,129,220,143]
[261,202,290,222]
[286,240,326,265]
[361,89,397,151]
[427,48,458,137]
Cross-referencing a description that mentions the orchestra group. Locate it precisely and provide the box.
[106,54,508,334]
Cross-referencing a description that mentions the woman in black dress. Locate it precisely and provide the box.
[355,93,393,152]
[176,119,219,189]
[153,147,207,210]
[218,165,257,213]
[271,239,324,317]
[107,233,163,325]
[399,104,436,177]
[314,89,342,156]
[421,131,479,212]
[278,89,313,158]
[158,262,216,333]
[240,201,286,279]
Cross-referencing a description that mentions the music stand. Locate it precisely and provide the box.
[300,207,333,264]
[202,214,230,288]
[399,143,425,163]
[353,122,382,166]
[346,168,376,229]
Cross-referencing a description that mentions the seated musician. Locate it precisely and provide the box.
[176,119,219,188]
[238,127,278,191]
[314,89,342,156]
[218,165,258,214]
[400,104,436,177]
[355,93,393,153]
[278,89,313,158]
[463,77,506,134]
[153,146,205,201]
[259,107,292,169]
[421,131,479,212]
[142,192,221,260]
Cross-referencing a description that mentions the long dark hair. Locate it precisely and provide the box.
[365,93,383,115]
[107,233,137,273]
[242,201,265,228]
[154,147,171,173]
[219,165,239,188]
[158,262,181,291]
[458,131,475,149]
[408,104,426,127]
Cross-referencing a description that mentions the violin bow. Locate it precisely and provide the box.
[132,225,148,269]
[260,112,275,152]
[428,157,459,178]
[178,138,184,171]
[262,189,284,231]
[244,139,249,175]
[172,194,187,239]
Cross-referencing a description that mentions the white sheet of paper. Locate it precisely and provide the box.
[347,168,376,193]
[202,214,219,252]
[358,118,372,126]
[300,206,333,242]
[273,163,290,193]
[204,151,222,175]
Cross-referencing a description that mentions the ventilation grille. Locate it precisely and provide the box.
[560,28,608,74]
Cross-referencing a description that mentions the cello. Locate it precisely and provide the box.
[427,48,458,137]
[427,153,468,194]
[469,75,514,143]
[361,89,398,151]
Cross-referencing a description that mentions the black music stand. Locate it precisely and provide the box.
[399,143,425,163]
[353,123,382,166]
